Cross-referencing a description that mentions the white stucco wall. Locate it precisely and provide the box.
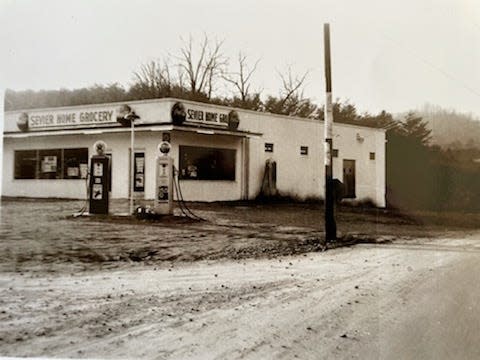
[237,110,386,206]
[3,98,386,206]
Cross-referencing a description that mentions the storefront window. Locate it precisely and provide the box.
[14,150,37,179]
[14,148,88,180]
[179,146,236,181]
[64,148,88,179]
[38,149,62,179]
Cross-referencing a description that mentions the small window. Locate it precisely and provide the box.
[300,146,308,155]
[162,132,171,142]
[332,149,339,158]
[265,143,274,153]
[370,152,375,160]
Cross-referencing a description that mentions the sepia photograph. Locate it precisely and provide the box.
[1,0,480,359]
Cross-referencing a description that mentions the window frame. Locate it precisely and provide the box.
[14,150,38,179]
[179,145,236,181]
[14,148,89,180]
[63,148,89,179]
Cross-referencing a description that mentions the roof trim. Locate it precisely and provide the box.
[3,123,262,139]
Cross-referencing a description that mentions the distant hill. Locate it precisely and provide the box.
[406,104,480,149]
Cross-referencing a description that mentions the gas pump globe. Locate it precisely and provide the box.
[159,141,171,155]
[94,140,107,156]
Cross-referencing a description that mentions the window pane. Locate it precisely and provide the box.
[14,150,37,179]
[38,149,62,179]
[179,146,235,181]
[64,148,88,179]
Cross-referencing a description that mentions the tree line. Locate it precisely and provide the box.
[4,35,377,122]
[4,35,480,212]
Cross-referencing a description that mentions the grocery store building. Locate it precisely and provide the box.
[2,98,386,206]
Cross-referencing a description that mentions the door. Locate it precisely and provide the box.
[129,150,145,198]
[343,159,356,198]
[134,152,145,193]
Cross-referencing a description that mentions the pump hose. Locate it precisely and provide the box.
[74,165,205,221]
[173,178,189,217]
[172,167,205,221]
[173,177,203,221]
[174,176,205,221]
[73,170,90,217]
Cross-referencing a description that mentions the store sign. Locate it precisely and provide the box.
[170,102,241,130]
[21,109,117,130]
[185,105,229,126]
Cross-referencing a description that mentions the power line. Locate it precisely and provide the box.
[380,32,480,100]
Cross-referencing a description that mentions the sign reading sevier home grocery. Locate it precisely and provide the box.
[26,109,117,129]
[184,103,229,126]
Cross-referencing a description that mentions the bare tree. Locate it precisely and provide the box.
[222,52,260,103]
[131,59,176,99]
[264,66,317,117]
[177,34,227,99]
[278,66,308,108]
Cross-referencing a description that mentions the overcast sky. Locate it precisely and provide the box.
[1,0,480,117]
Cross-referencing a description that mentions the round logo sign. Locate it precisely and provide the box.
[17,112,29,131]
[228,110,240,130]
[171,102,186,125]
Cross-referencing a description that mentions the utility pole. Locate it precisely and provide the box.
[324,23,337,241]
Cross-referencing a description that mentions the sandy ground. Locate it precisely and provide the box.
[1,198,473,273]
[1,199,480,359]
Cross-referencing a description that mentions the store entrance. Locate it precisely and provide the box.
[343,159,356,198]
[129,150,145,198]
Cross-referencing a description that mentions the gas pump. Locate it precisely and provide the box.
[154,141,174,215]
[89,141,110,214]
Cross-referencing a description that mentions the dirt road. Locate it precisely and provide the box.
[2,199,480,358]
[2,233,480,359]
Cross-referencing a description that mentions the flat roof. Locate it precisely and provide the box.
[4,97,386,133]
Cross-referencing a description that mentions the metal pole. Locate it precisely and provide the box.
[130,119,135,215]
[324,23,337,241]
